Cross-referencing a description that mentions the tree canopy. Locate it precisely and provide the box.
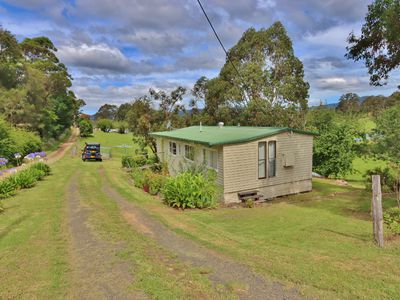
[337,93,361,113]
[0,27,84,139]
[191,22,309,128]
[346,0,400,86]
[94,104,118,120]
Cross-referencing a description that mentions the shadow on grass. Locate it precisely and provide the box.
[322,228,371,242]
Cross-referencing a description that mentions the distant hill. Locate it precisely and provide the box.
[310,96,369,109]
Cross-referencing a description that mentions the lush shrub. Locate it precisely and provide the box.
[162,171,217,209]
[11,129,41,156]
[0,163,51,198]
[122,156,135,168]
[0,118,42,165]
[245,199,255,208]
[383,207,400,235]
[122,155,147,168]
[313,123,356,178]
[79,119,93,137]
[114,121,128,134]
[96,119,113,132]
[11,169,38,188]
[0,177,17,198]
[30,162,51,176]
[364,167,397,193]
[131,169,145,188]
[149,173,167,195]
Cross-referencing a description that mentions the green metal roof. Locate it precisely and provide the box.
[149,126,314,147]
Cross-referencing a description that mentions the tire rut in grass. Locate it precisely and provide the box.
[66,174,147,299]
[100,169,306,300]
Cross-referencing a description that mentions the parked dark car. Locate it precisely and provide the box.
[82,143,102,161]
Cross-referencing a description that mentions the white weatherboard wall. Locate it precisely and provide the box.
[222,132,313,203]
[155,131,313,203]
[155,137,223,185]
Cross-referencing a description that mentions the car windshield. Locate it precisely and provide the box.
[86,145,99,150]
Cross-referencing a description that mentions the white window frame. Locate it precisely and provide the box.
[169,141,177,155]
[203,148,218,171]
[184,144,195,161]
[258,142,267,179]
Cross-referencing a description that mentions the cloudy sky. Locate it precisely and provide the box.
[0,0,399,114]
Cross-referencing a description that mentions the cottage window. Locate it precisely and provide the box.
[184,145,194,161]
[203,149,218,170]
[258,142,266,179]
[169,141,177,155]
[268,141,276,177]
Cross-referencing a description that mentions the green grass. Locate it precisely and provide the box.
[345,157,387,188]
[105,155,400,299]
[0,132,230,299]
[80,131,138,158]
[77,161,233,299]
[2,130,399,299]
[0,156,76,298]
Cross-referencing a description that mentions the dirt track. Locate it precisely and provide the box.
[66,175,148,299]
[100,168,305,300]
[47,127,80,163]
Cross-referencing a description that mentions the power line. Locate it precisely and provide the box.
[196,0,250,102]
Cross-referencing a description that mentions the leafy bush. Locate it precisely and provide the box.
[122,156,135,168]
[313,123,356,178]
[79,119,93,137]
[11,169,38,188]
[114,121,128,134]
[383,207,400,235]
[364,167,397,193]
[0,163,51,199]
[131,169,145,188]
[149,173,167,195]
[0,177,17,198]
[162,171,217,209]
[0,118,42,165]
[122,155,147,168]
[11,129,41,158]
[30,162,51,176]
[245,199,255,208]
[97,119,113,132]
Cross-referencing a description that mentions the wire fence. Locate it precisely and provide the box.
[72,144,136,159]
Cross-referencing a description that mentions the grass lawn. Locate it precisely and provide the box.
[1,132,229,299]
[104,153,400,299]
[2,130,400,299]
[80,130,138,158]
[0,155,76,298]
[345,157,387,188]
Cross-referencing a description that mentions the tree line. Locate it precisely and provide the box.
[0,27,84,140]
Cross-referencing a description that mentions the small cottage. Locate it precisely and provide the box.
[150,125,314,203]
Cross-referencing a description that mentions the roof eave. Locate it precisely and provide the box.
[150,127,315,147]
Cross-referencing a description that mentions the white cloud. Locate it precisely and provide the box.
[58,43,132,72]
[74,80,188,111]
[120,30,187,55]
[303,23,362,48]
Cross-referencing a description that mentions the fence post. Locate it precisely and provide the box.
[372,175,384,247]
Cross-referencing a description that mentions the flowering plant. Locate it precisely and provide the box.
[0,157,9,167]
[24,151,46,161]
